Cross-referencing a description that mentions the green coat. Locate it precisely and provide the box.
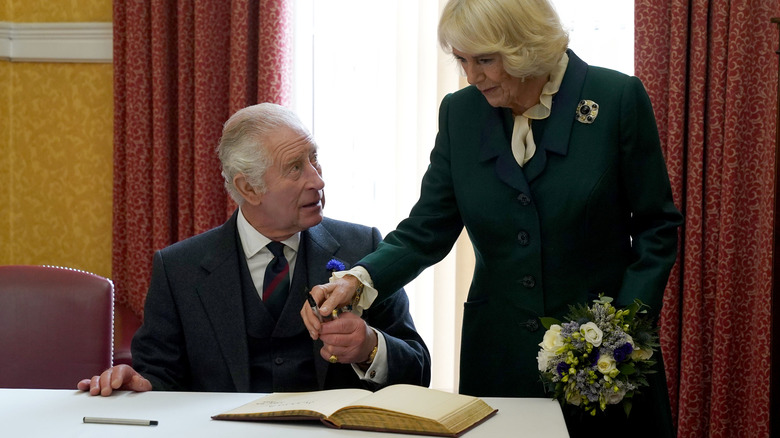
[359,50,681,434]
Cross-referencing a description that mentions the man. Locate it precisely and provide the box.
[78,103,431,395]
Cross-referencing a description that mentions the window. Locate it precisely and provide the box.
[555,0,634,75]
[292,1,443,236]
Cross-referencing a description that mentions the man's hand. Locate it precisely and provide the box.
[300,275,361,339]
[318,312,378,365]
[76,364,152,396]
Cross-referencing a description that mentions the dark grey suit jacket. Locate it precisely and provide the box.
[131,211,431,392]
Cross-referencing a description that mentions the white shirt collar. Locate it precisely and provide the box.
[236,207,300,259]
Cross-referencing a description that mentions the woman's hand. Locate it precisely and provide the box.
[300,275,361,339]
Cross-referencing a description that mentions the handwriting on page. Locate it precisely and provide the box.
[250,400,316,408]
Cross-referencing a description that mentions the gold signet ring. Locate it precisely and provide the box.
[329,355,338,363]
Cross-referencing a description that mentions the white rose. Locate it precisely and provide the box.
[597,353,616,375]
[540,324,565,352]
[605,386,626,405]
[565,389,582,406]
[631,347,654,361]
[537,349,555,372]
[580,322,603,347]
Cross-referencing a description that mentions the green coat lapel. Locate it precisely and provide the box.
[481,107,535,195]
[481,50,590,192]
[525,49,588,182]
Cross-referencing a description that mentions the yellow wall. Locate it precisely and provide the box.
[9,0,111,22]
[1,0,114,279]
[1,62,10,258]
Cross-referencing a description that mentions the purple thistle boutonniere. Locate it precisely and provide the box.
[326,259,345,272]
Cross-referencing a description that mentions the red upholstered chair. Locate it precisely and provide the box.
[0,265,114,389]
[113,302,141,366]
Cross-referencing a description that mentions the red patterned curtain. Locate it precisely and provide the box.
[113,0,292,317]
[636,1,779,437]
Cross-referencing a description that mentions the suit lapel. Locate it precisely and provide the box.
[194,211,253,392]
[479,105,533,194]
[301,223,342,389]
[304,222,342,283]
[524,49,588,183]
[482,50,589,190]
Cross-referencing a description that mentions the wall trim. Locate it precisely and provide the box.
[0,22,112,63]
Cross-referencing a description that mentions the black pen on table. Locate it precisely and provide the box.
[83,417,158,426]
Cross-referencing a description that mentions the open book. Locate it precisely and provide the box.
[212,384,497,437]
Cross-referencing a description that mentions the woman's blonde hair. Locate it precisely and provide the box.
[438,0,569,78]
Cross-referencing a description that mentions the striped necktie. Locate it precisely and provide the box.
[262,241,290,318]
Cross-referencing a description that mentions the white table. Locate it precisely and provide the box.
[0,388,569,437]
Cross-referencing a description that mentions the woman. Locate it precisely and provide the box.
[302,0,682,436]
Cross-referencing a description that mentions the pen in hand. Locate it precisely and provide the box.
[308,291,341,323]
[307,292,324,323]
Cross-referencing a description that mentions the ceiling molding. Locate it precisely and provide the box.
[0,22,112,63]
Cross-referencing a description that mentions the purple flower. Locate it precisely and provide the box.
[556,361,568,378]
[613,343,634,363]
[326,259,346,272]
[590,348,601,367]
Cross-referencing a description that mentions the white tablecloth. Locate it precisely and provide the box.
[0,388,569,437]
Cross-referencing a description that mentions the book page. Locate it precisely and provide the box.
[217,388,371,419]
[339,384,483,421]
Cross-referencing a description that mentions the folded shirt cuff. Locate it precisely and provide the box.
[331,266,378,316]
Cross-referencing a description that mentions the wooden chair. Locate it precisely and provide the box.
[0,265,114,389]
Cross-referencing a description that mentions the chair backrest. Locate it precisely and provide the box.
[0,265,114,389]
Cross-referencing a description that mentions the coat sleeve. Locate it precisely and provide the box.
[615,76,683,316]
[360,226,432,389]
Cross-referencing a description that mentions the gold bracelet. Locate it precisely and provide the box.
[364,345,378,365]
[351,283,364,309]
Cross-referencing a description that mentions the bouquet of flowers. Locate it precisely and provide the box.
[536,295,658,417]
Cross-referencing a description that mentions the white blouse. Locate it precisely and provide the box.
[511,52,570,167]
